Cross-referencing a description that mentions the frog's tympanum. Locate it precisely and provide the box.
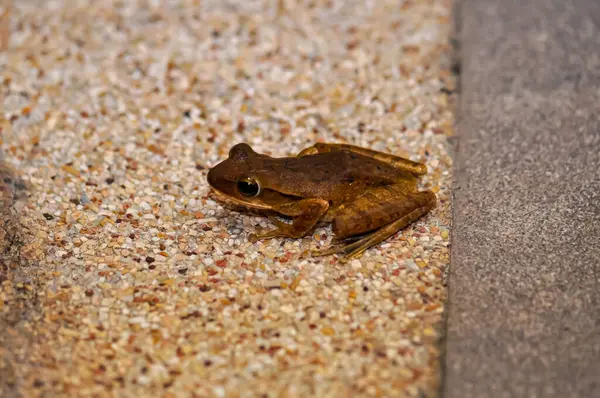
[207,143,436,261]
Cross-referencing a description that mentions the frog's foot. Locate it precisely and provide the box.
[311,236,363,257]
[248,229,282,242]
[249,215,295,241]
[311,245,347,259]
[311,233,376,263]
[250,203,327,242]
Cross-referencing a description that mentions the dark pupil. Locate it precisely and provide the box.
[238,179,259,196]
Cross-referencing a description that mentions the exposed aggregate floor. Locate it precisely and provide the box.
[0,1,455,397]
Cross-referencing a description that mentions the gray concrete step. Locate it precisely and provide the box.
[443,0,600,396]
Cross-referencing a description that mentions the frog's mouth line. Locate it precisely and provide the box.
[209,187,272,210]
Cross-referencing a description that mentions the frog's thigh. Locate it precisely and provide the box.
[332,186,435,239]
[306,143,427,176]
[325,188,436,259]
[322,204,432,261]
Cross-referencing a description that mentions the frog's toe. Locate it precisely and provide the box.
[310,246,339,257]
[311,241,356,258]
[249,229,281,242]
[310,249,354,264]
[334,232,387,260]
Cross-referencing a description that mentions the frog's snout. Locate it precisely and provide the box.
[206,166,217,188]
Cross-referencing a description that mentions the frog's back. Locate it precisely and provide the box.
[258,150,416,201]
[305,150,409,182]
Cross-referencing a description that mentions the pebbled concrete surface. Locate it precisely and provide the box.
[0,1,454,396]
[444,0,600,397]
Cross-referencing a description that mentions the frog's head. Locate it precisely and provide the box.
[207,143,292,210]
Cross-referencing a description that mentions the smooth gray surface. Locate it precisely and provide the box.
[443,0,600,397]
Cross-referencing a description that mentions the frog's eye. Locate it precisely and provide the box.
[237,177,260,197]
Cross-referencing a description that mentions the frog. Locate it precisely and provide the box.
[206,142,436,261]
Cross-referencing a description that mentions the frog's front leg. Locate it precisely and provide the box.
[312,185,436,261]
[249,198,329,242]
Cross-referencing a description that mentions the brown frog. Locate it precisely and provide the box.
[207,143,436,261]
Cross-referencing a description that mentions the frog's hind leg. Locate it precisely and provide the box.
[298,143,427,176]
[312,207,429,262]
[312,187,436,262]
